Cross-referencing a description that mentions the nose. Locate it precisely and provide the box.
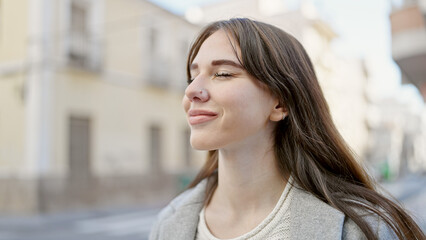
[185,79,210,102]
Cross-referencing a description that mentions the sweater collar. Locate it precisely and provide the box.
[159,178,346,240]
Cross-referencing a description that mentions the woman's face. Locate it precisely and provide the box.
[182,30,282,150]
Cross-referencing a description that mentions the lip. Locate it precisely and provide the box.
[188,109,218,125]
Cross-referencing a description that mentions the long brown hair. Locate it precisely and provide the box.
[186,18,424,240]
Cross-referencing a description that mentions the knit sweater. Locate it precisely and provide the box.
[149,177,397,240]
[195,180,293,240]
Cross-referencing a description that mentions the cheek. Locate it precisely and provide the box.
[222,87,272,123]
[219,88,253,121]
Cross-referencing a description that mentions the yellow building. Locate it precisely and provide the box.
[0,0,202,214]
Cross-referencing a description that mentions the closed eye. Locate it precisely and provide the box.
[214,72,234,78]
[187,72,234,85]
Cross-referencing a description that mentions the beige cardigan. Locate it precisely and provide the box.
[149,179,396,240]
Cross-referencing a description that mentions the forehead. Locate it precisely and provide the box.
[192,30,241,64]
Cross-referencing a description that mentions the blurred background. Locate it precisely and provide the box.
[0,0,425,239]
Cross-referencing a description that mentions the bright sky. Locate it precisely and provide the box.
[148,0,423,105]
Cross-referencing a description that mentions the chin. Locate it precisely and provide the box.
[190,141,214,151]
[190,137,220,151]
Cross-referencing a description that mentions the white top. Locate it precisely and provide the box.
[195,178,294,240]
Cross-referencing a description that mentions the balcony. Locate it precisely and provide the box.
[390,4,426,100]
[68,32,102,72]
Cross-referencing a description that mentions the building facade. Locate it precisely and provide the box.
[384,0,426,177]
[0,0,203,214]
[365,97,426,179]
[390,0,426,101]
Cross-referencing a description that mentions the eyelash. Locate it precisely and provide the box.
[215,72,233,78]
[187,72,234,85]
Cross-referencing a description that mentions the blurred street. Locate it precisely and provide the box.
[380,174,426,231]
[0,175,425,240]
[0,206,161,240]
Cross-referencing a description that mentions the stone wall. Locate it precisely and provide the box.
[0,173,186,215]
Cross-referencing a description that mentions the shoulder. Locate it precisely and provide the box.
[149,179,207,240]
[288,185,346,239]
[288,185,397,239]
[155,179,206,219]
[342,208,398,240]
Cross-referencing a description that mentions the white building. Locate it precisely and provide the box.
[390,0,426,101]
[365,96,426,179]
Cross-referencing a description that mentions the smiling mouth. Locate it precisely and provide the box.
[188,109,218,125]
[188,114,218,125]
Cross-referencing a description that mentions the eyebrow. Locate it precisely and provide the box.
[190,59,243,70]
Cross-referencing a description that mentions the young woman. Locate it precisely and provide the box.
[149,18,425,240]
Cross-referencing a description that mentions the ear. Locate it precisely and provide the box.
[269,99,287,122]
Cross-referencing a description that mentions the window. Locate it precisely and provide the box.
[149,27,158,56]
[149,125,162,172]
[68,116,92,183]
[146,26,168,87]
[69,1,88,68]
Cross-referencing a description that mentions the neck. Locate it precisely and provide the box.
[210,139,287,214]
